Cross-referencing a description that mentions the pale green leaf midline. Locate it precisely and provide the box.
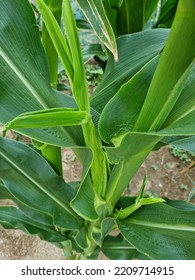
[103,246,135,250]
[163,104,195,127]
[129,219,195,232]
[0,47,48,109]
[87,1,111,45]
[77,0,118,60]
[0,149,74,216]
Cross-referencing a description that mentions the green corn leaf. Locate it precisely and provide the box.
[0,0,57,109]
[76,0,118,61]
[102,235,151,260]
[154,0,178,28]
[103,132,161,208]
[70,144,108,221]
[105,150,152,208]
[36,0,74,83]
[108,0,123,8]
[103,131,165,208]
[115,175,165,220]
[143,0,160,26]
[104,129,193,165]
[159,110,195,136]
[62,0,90,112]
[62,1,108,199]
[41,0,62,88]
[71,175,98,221]
[74,226,89,250]
[104,132,160,163]
[116,196,195,212]
[121,61,195,139]
[4,108,88,130]
[98,56,159,143]
[76,19,91,30]
[134,0,195,132]
[188,188,195,202]
[0,179,55,226]
[145,60,195,132]
[161,62,195,128]
[116,197,165,220]
[91,29,169,113]
[0,0,84,148]
[165,199,195,211]
[117,203,195,260]
[116,0,159,35]
[0,180,12,200]
[116,0,142,35]
[92,217,115,247]
[82,44,108,63]
[163,136,195,152]
[0,206,67,244]
[0,137,83,230]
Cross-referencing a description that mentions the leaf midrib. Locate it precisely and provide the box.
[103,245,135,250]
[0,148,74,216]
[0,47,49,109]
[128,218,195,231]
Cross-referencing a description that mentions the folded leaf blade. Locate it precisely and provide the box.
[4,108,88,130]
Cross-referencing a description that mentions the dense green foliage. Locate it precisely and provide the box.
[0,0,195,259]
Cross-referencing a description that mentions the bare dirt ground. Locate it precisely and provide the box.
[0,130,194,259]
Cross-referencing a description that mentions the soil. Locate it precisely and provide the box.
[0,129,194,259]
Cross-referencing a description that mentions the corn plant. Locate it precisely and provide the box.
[0,0,195,260]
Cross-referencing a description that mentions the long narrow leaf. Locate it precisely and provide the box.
[99,56,159,143]
[62,0,90,112]
[4,108,88,130]
[154,0,178,28]
[104,132,160,163]
[0,137,82,230]
[102,235,151,260]
[159,110,195,136]
[91,29,169,113]
[161,62,195,128]
[116,0,159,35]
[146,60,195,131]
[0,206,66,243]
[0,0,83,147]
[71,175,99,221]
[0,0,57,109]
[76,0,118,61]
[134,0,195,132]
[41,0,62,87]
[0,180,12,200]
[36,0,74,82]
[117,203,195,260]
[163,136,195,152]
